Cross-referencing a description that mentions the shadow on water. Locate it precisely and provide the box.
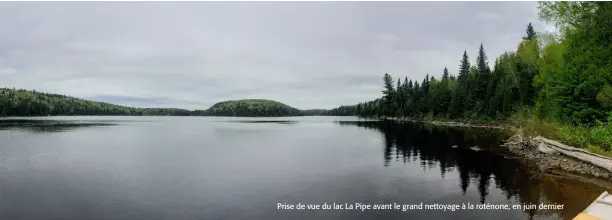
[0,119,118,133]
[337,120,611,220]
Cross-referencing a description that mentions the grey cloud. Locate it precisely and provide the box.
[0,2,543,110]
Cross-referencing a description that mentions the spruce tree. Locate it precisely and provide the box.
[440,67,451,116]
[421,74,431,113]
[449,51,471,118]
[403,77,409,115]
[407,80,414,117]
[422,74,430,96]
[486,59,503,116]
[414,81,421,116]
[475,43,491,114]
[396,78,403,116]
[382,73,395,116]
[458,51,471,89]
[523,22,536,40]
[382,73,395,102]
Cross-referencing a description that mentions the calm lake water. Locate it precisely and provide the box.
[0,116,609,220]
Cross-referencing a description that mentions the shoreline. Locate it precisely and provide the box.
[5,115,612,182]
[379,117,518,130]
[381,117,612,183]
[502,135,612,180]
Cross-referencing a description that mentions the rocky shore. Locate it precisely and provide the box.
[381,117,517,130]
[427,120,516,130]
[380,117,612,181]
[502,135,612,180]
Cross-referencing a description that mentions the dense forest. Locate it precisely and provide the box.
[326,2,612,155]
[204,99,303,117]
[0,88,196,116]
[325,23,544,120]
[302,109,328,116]
[0,89,305,117]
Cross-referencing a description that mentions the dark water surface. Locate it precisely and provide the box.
[0,116,609,220]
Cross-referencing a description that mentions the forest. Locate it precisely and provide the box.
[201,99,303,117]
[326,2,612,156]
[0,88,196,116]
[0,89,304,117]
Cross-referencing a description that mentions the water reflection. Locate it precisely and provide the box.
[219,120,299,125]
[0,119,117,133]
[338,120,611,220]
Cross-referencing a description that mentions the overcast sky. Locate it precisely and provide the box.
[0,2,547,110]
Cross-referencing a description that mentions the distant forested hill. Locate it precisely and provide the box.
[0,88,194,116]
[302,109,327,115]
[0,89,310,117]
[203,99,303,117]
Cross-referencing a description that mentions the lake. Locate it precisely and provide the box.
[0,116,609,220]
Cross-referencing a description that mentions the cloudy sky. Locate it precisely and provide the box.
[0,2,547,110]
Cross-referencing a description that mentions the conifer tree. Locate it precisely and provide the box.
[407,80,414,116]
[439,67,452,117]
[449,51,471,118]
[475,43,491,114]
[523,22,536,40]
[382,73,395,116]
[396,78,404,116]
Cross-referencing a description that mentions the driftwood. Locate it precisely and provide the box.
[533,136,612,173]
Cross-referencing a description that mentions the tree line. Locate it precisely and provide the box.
[328,2,612,128]
[0,89,305,117]
[203,99,304,117]
[0,88,197,116]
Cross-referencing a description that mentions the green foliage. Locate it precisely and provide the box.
[324,3,612,156]
[509,106,535,126]
[541,2,612,125]
[381,73,396,116]
[516,38,540,106]
[475,44,492,114]
[0,88,195,116]
[302,109,327,116]
[448,51,471,118]
[596,85,612,109]
[534,32,567,119]
[557,122,612,155]
[521,119,560,140]
[538,1,598,32]
[587,145,612,157]
[204,99,303,117]
[522,118,612,156]
[0,89,307,117]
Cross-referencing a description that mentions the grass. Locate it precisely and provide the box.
[521,119,612,157]
[587,144,612,157]
[520,119,560,139]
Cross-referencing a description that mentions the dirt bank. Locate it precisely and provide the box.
[502,135,612,180]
